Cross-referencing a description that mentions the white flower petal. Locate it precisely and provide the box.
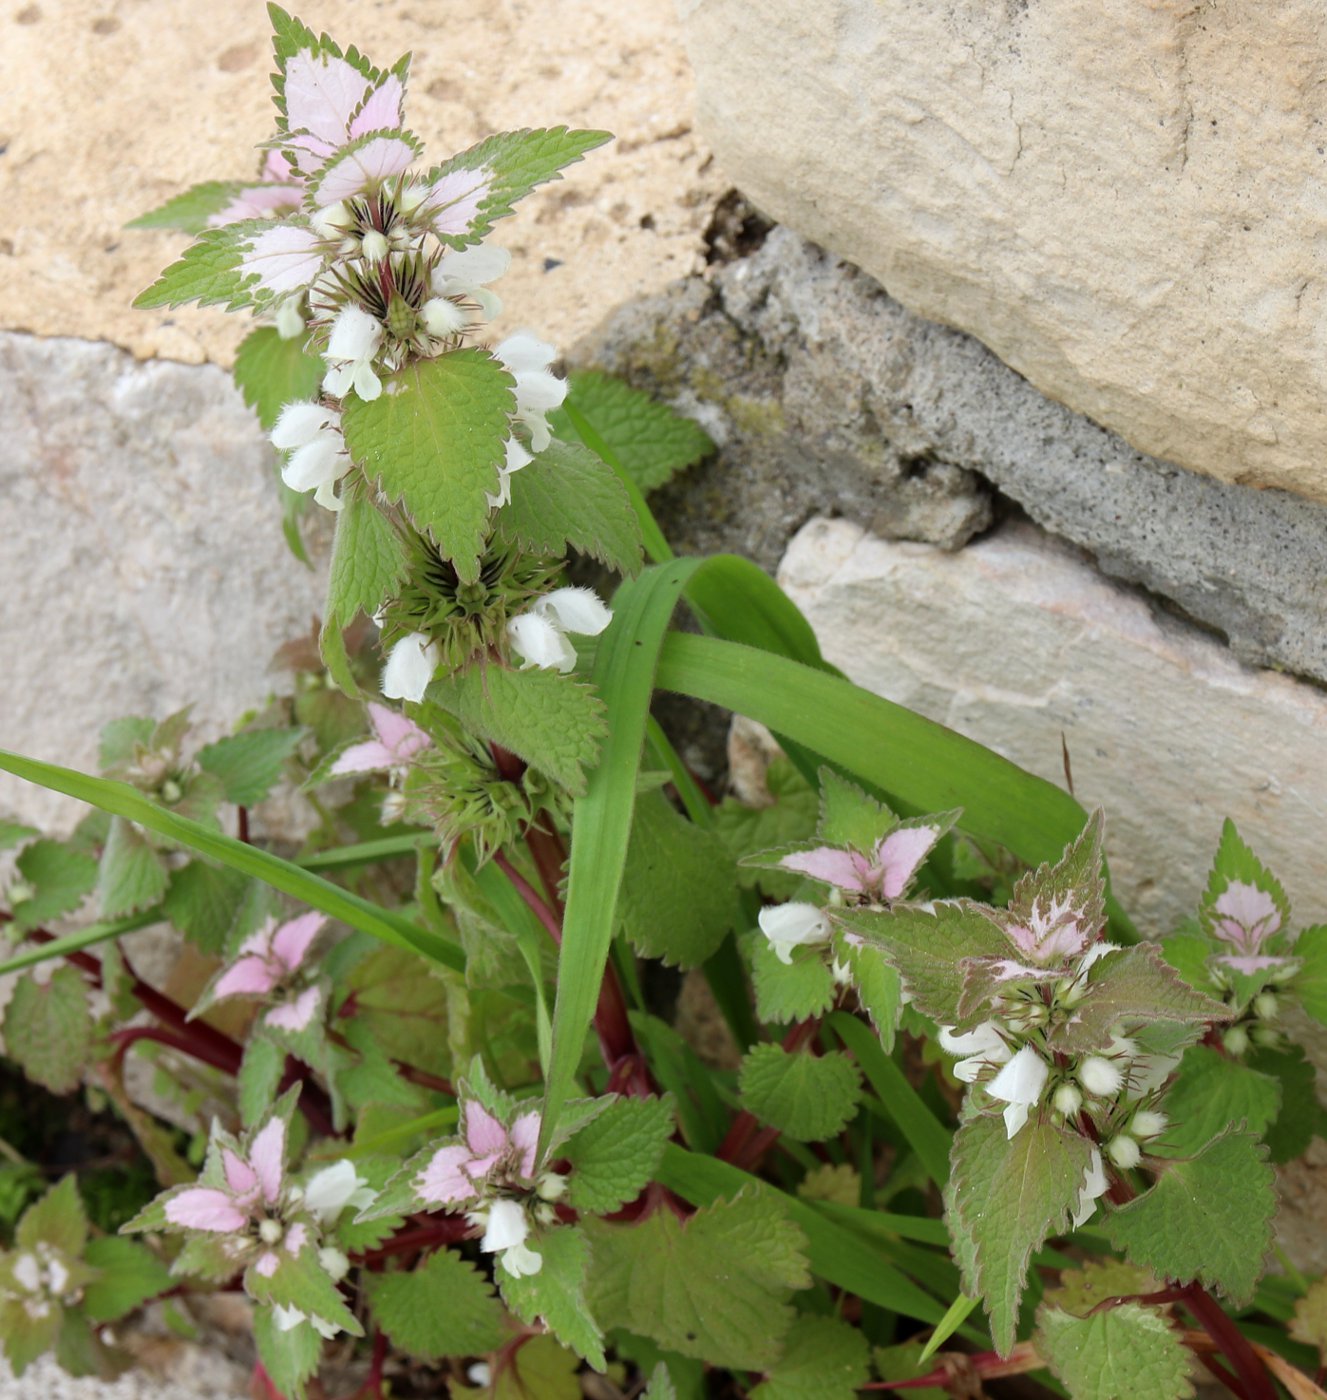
[480,1199,528,1254]
[938,1022,1005,1060]
[1071,1147,1108,1228]
[302,1161,368,1225]
[537,587,612,638]
[507,613,577,672]
[281,435,342,493]
[757,902,831,964]
[496,331,556,375]
[382,633,439,702]
[327,304,383,361]
[500,1241,543,1277]
[271,401,334,451]
[1002,1101,1031,1139]
[438,245,511,287]
[987,1045,1049,1134]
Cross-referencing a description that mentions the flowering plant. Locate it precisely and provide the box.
[2,9,1327,1400]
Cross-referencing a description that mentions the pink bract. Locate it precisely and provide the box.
[779,824,939,901]
[165,1187,248,1234]
[1212,881,1282,956]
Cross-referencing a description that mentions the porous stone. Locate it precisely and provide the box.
[678,0,1327,501]
[581,227,1327,682]
[0,332,324,832]
[776,516,1327,936]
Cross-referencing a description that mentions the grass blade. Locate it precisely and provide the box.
[0,911,159,977]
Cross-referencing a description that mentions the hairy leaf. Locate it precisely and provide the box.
[161,860,253,955]
[82,1238,172,1323]
[11,839,98,933]
[98,818,169,918]
[4,969,92,1095]
[739,1045,862,1143]
[748,933,836,1025]
[127,180,253,234]
[1157,1045,1280,1157]
[196,728,307,806]
[501,1226,605,1368]
[366,1246,506,1360]
[325,491,408,628]
[1036,1303,1194,1400]
[233,326,324,432]
[563,1096,675,1215]
[750,1314,872,1400]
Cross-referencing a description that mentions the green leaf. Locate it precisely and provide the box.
[0,747,460,970]
[1157,1045,1281,1157]
[1036,1304,1195,1400]
[817,768,898,851]
[11,839,98,932]
[1291,1276,1327,1360]
[428,662,607,798]
[750,1314,871,1400]
[82,1237,172,1323]
[232,326,324,432]
[552,369,713,493]
[1293,925,1327,1026]
[500,439,643,574]
[947,1112,1091,1355]
[747,933,837,1024]
[196,727,307,806]
[4,968,92,1095]
[501,1226,605,1368]
[238,1035,286,1128]
[833,937,903,1050]
[834,901,1007,1025]
[739,1045,862,1143]
[493,1334,581,1399]
[0,1293,61,1375]
[563,1096,675,1215]
[344,943,453,1076]
[97,817,169,918]
[583,1189,810,1370]
[1250,1045,1319,1164]
[619,791,738,968]
[1008,807,1106,945]
[17,1175,88,1256]
[423,127,613,248]
[161,860,253,955]
[127,180,252,234]
[1200,819,1291,935]
[539,559,700,1154]
[341,349,515,582]
[1158,929,1219,995]
[98,716,156,771]
[715,759,819,901]
[1103,1128,1275,1305]
[366,1247,507,1360]
[0,821,37,852]
[131,222,258,310]
[253,1303,323,1400]
[1044,1258,1161,1317]
[325,491,408,628]
[248,1245,362,1339]
[642,1363,680,1400]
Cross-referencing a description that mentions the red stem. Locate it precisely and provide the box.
[1180,1284,1275,1400]
[354,1217,470,1267]
[718,1018,822,1168]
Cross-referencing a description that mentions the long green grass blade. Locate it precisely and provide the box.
[538,560,701,1155]
[685,552,829,672]
[918,1293,980,1363]
[0,749,460,970]
[0,910,159,977]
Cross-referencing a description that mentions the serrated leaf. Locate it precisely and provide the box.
[341,350,514,582]
[0,821,37,852]
[0,1293,61,1375]
[127,180,252,234]
[254,1303,323,1400]
[500,439,643,574]
[17,1175,88,1256]
[423,127,612,249]
[817,769,896,851]
[1009,809,1107,941]
[501,1226,605,1368]
[326,491,408,628]
[1103,1128,1274,1305]
[249,1245,362,1339]
[619,791,738,968]
[834,901,1007,1024]
[161,860,253,954]
[551,369,713,492]
[344,944,452,1076]
[4,968,92,1095]
[738,1045,862,1143]
[132,223,253,310]
[1250,1045,1319,1163]
[747,932,836,1024]
[947,1113,1091,1356]
[584,1190,810,1370]
[1158,929,1219,994]
[1200,819,1291,934]
[796,1163,862,1207]
[562,1096,674,1215]
[642,1363,679,1400]
[714,759,819,901]
[366,1247,507,1360]
[97,817,169,918]
[233,326,325,432]
[873,1343,946,1399]
[834,936,902,1050]
[196,727,307,806]
[11,839,99,932]
[238,1035,286,1128]
[1294,925,1327,1027]
[98,716,156,771]
[1043,1258,1162,1317]
[1042,943,1230,1056]
[82,1237,172,1323]
[1036,1303,1194,1400]
[1157,1044,1281,1157]
[429,662,607,797]
[750,1314,871,1400]
[493,1333,581,1399]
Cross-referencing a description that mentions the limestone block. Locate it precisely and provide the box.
[679,0,1327,500]
[0,332,323,832]
[777,517,1327,935]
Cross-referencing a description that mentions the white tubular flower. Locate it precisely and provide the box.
[495,331,566,451]
[1072,1147,1108,1229]
[486,437,534,509]
[987,1045,1049,1139]
[271,402,349,511]
[432,245,511,324]
[507,587,612,674]
[382,632,440,702]
[322,304,384,402]
[937,1022,1010,1085]
[479,1199,542,1277]
[302,1161,374,1226]
[1078,1055,1123,1098]
[757,902,832,965]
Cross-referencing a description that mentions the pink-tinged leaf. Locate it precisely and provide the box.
[368,702,432,762]
[1217,953,1298,977]
[213,954,280,1000]
[208,183,303,228]
[165,1188,248,1233]
[1213,881,1282,956]
[422,168,491,237]
[254,1250,280,1278]
[284,1222,309,1254]
[1004,893,1089,966]
[329,739,394,776]
[284,51,375,148]
[874,825,941,900]
[271,912,326,973]
[510,1111,540,1179]
[222,1147,260,1199]
[462,1101,508,1157]
[779,847,869,893]
[313,133,418,204]
[416,1145,476,1205]
[261,148,297,183]
[249,1119,286,1205]
[348,75,405,139]
[240,225,323,296]
[265,986,322,1033]
[288,130,337,172]
[237,921,277,959]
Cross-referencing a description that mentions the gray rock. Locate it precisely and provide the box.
[579,227,1327,683]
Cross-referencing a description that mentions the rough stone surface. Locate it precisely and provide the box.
[678,0,1327,501]
[2,0,721,365]
[581,227,1327,683]
[0,1343,247,1400]
[776,516,1327,937]
[0,332,325,831]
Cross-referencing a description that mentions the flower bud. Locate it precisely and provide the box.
[1052,1083,1083,1117]
[160,778,183,805]
[275,298,305,340]
[1251,1025,1282,1049]
[7,880,34,906]
[360,230,389,263]
[1223,1025,1250,1056]
[536,1172,567,1203]
[1105,1135,1141,1170]
[1078,1055,1123,1097]
[312,201,352,237]
[1253,991,1278,1021]
[420,296,468,338]
[258,1219,283,1245]
[1131,1110,1168,1139]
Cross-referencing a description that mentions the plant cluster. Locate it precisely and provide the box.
[3,9,1327,1399]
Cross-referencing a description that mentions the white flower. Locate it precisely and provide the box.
[270,401,349,511]
[382,632,440,702]
[1131,1109,1168,1139]
[478,1199,542,1277]
[506,587,612,673]
[987,1045,1049,1138]
[322,304,384,402]
[1052,1083,1083,1117]
[1078,1055,1123,1097]
[1072,1147,1108,1229]
[302,1161,374,1226]
[273,1303,342,1340]
[486,437,534,509]
[495,331,567,451]
[1106,1134,1141,1170]
[431,245,510,326]
[937,1021,1010,1084]
[757,902,832,965]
